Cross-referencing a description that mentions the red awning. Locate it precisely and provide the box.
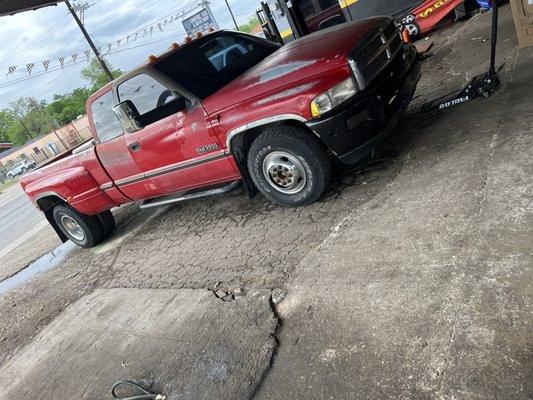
[0,0,62,17]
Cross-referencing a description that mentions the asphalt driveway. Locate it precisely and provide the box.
[0,184,47,258]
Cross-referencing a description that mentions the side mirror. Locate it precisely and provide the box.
[113,100,144,133]
[173,95,188,112]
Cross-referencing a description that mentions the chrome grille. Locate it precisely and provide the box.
[349,19,403,90]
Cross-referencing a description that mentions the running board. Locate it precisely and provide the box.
[139,180,241,209]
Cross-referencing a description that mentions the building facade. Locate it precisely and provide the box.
[0,115,92,167]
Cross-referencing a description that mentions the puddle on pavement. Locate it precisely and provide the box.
[0,240,76,296]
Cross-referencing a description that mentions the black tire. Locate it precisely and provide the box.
[52,204,104,248]
[21,167,27,173]
[247,125,331,206]
[7,174,13,180]
[97,210,116,236]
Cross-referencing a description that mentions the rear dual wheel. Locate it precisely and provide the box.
[52,205,115,248]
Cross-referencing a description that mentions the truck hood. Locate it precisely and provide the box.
[203,17,387,113]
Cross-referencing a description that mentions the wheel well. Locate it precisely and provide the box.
[35,195,69,243]
[229,121,317,197]
[36,195,66,213]
[229,121,325,190]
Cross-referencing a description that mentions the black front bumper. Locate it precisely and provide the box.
[306,44,421,164]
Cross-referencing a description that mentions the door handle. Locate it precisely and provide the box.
[129,142,141,152]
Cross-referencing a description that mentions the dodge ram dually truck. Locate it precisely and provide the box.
[21,17,421,248]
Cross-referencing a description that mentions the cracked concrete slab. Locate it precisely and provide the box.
[0,288,277,400]
[254,10,532,400]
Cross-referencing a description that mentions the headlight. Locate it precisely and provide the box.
[310,77,357,118]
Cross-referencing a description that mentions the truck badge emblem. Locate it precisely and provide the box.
[196,143,219,154]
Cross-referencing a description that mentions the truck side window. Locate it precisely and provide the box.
[118,74,186,126]
[91,91,124,142]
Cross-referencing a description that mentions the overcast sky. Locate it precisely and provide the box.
[0,0,259,109]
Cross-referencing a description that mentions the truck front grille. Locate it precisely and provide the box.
[350,19,403,90]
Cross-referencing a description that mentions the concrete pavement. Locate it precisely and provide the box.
[0,288,277,400]
[255,30,532,400]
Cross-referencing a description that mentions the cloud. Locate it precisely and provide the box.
[0,0,260,109]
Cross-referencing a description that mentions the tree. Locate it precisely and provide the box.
[0,58,123,146]
[0,110,15,143]
[9,97,52,144]
[46,87,92,125]
[239,15,260,34]
[6,118,30,146]
[81,58,123,92]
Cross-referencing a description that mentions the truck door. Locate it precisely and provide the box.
[115,72,239,199]
[90,89,146,201]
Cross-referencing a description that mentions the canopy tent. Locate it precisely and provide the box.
[0,0,61,16]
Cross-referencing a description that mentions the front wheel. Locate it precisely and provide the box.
[247,126,331,206]
[52,204,104,248]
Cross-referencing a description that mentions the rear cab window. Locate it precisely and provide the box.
[91,91,123,142]
[155,32,279,99]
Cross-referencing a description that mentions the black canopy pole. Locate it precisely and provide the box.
[64,0,113,82]
[489,0,499,76]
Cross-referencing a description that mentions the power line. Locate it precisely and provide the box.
[0,2,198,74]
[0,33,186,90]
[87,0,171,36]
[0,4,260,89]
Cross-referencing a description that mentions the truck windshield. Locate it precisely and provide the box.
[155,32,280,99]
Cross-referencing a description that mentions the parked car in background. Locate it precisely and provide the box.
[7,159,36,179]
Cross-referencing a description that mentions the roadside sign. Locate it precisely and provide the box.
[182,8,217,36]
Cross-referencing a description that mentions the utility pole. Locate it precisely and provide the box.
[65,0,114,82]
[71,1,93,25]
[224,0,239,30]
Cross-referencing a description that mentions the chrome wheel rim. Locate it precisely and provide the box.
[262,151,307,194]
[60,214,85,241]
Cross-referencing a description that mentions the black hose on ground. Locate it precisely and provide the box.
[111,381,167,400]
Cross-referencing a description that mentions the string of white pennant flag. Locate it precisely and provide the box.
[4,9,189,79]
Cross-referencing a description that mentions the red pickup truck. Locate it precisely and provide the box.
[21,17,420,248]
